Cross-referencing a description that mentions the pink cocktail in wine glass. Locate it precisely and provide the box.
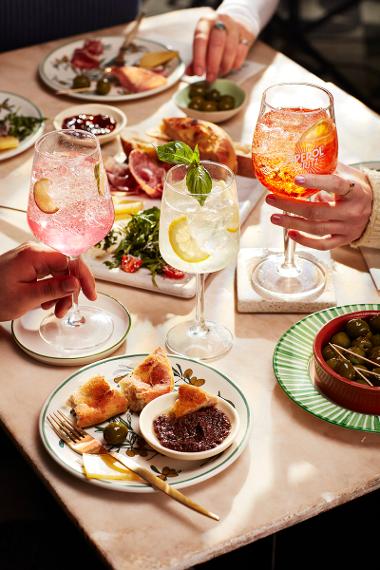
[27,129,114,352]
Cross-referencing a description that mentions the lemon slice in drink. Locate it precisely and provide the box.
[33,178,59,214]
[168,216,210,263]
[226,208,240,233]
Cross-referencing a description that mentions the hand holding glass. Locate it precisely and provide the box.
[27,129,114,352]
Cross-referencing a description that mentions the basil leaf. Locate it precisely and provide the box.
[186,164,212,206]
[156,141,196,165]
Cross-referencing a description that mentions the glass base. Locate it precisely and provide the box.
[165,320,233,360]
[251,252,326,301]
[39,305,114,353]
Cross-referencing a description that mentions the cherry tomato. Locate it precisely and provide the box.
[162,265,185,279]
[121,254,142,273]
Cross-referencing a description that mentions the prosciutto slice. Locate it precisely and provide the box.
[71,39,104,69]
[128,149,165,198]
[105,158,141,194]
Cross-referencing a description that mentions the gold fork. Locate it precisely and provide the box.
[47,411,219,521]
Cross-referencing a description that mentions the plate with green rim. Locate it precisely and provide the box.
[39,353,252,492]
[273,303,380,432]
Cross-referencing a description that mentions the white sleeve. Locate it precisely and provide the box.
[217,0,279,37]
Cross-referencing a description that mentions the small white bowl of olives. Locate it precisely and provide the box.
[175,79,246,123]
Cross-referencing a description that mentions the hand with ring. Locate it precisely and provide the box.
[265,163,374,250]
[189,12,255,81]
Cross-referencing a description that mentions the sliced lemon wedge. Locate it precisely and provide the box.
[168,216,210,263]
[112,197,144,219]
[33,178,59,214]
[226,207,240,233]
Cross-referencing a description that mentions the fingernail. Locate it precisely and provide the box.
[266,194,275,202]
[62,278,75,293]
[271,214,281,223]
[295,175,305,184]
[195,66,203,76]
[207,73,216,82]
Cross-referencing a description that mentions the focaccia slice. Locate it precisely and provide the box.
[170,384,217,419]
[70,376,128,428]
[160,117,238,173]
[120,347,174,412]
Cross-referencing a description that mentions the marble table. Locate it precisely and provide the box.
[1,8,380,570]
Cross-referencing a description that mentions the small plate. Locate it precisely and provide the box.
[39,354,252,492]
[175,79,246,124]
[0,91,45,161]
[139,392,240,461]
[12,292,131,366]
[39,36,185,102]
[273,303,380,432]
[53,104,127,144]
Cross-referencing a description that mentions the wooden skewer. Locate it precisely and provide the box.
[56,86,94,95]
[330,343,380,369]
[329,343,375,387]
[0,204,27,214]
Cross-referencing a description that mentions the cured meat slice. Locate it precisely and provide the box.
[105,158,141,194]
[110,66,167,93]
[71,48,100,69]
[128,149,165,198]
[83,39,104,56]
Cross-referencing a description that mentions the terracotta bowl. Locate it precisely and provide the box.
[314,310,380,414]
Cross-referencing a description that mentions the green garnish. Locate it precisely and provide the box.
[0,98,45,141]
[104,207,166,285]
[156,141,211,206]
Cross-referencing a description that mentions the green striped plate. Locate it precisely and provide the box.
[273,303,380,433]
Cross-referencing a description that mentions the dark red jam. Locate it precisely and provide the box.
[153,406,231,452]
[62,113,116,136]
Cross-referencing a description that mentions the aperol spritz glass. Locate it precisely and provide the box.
[252,82,338,300]
[27,129,114,352]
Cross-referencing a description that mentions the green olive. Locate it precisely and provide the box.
[200,100,218,112]
[369,346,380,360]
[331,331,351,349]
[352,336,373,352]
[345,318,370,339]
[96,78,111,95]
[368,315,380,333]
[322,345,336,361]
[72,74,91,89]
[205,88,221,102]
[326,357,342,371]
[188,99,204,110]
[189,95,205,106]
[372,333,380,347]
[334,360,356,380]
[189,81,209,98]
[103,422,128,445]
[347,346,366,365]
[217,94,236,111]
[371,367,380,386]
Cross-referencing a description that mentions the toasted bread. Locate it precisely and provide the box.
[111,66,167,93]
[170,384,217,419]
[120,347,174,412]
[70,376,128,428]
[160,117,238,173]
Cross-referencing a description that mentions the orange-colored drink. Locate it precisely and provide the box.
[252,107,338,199]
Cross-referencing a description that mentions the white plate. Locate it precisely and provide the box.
[84,176,264,298]
[39,354,252,492]
[139,392,240,461]
[0,91,45,161]
[12,292,131,366]
[53,104,127,145]
[39,36,185,102]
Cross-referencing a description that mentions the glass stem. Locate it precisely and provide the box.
[66,256,85,327]
[194,274,208,334]
[282,228,296,269]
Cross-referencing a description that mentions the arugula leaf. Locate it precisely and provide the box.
[102,207,166,285]
[186,164,212,206]
[156,141,196,165]
[0,98,45,141]
[156,140,212,206]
